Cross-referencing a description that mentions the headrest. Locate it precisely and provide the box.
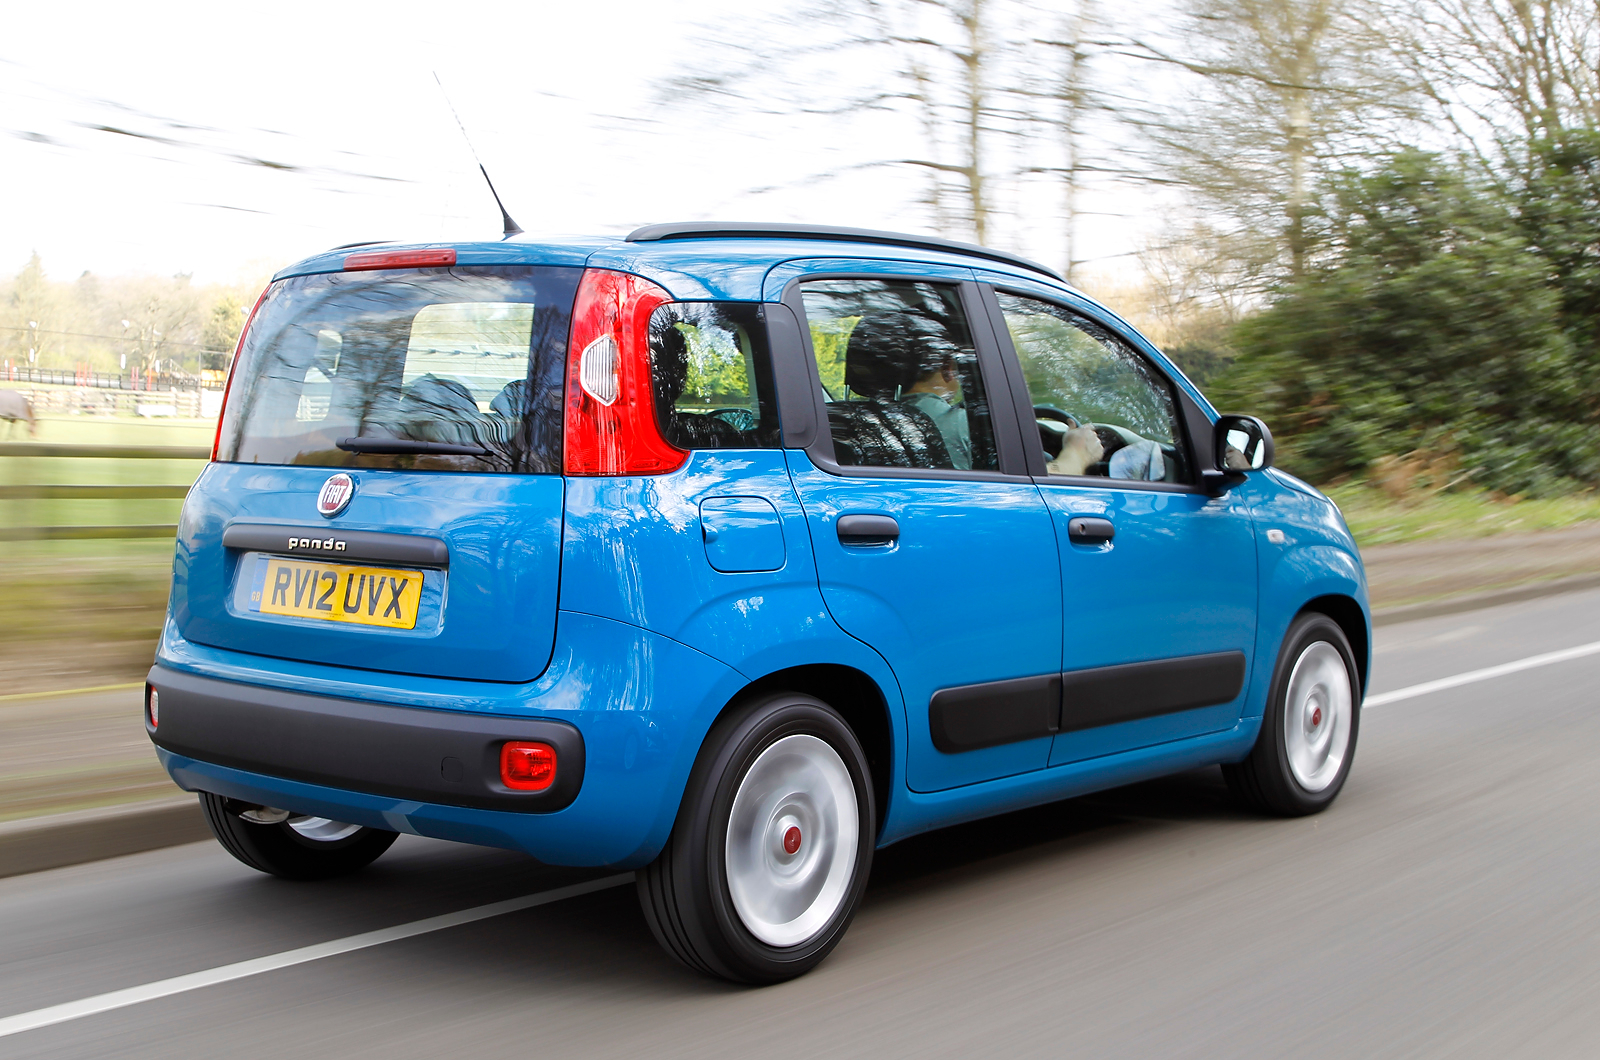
[843,312,921,400]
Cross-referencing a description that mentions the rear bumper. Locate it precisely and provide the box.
[149,609,749,867]
[147,666,585,812]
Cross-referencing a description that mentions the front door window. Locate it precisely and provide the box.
[996,292,1190,484]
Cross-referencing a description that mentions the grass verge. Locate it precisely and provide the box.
[1324,482,1600,547]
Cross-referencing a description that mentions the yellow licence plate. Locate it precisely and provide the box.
[249,556,423,630]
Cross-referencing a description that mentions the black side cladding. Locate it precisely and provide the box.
[927,651,1249,754]
[1059,651,1246,733]
[147,666,584,812]
[929,674,1063,753]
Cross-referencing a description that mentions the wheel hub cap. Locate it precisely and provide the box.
[725,734,859,948]
[1283,641,1353,792]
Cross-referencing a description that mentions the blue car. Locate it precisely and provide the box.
[147,223,1368,983]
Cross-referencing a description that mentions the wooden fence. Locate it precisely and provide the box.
[0,443,207,542]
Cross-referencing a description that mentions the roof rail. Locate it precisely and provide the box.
[625,222,1063,282]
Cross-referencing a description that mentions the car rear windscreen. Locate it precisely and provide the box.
[215,265,582,473]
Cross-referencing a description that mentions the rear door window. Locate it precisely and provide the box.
[217,265,582,473]
[798,279,998,472]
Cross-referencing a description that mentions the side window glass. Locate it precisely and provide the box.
[798,279,997,472]
[996,292,1191,485]
[648,302,781,450]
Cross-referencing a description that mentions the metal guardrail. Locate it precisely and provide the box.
[1,443,205,541]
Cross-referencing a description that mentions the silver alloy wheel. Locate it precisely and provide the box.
[724,734,859,948]
[1282,640,1353,792]
[287,816,364,842]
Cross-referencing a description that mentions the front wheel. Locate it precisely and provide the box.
[1224,613,1361,816]
[637,693,875,983]
[199,793,398,880]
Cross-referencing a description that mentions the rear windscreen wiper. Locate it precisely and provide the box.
[336,436,492,457]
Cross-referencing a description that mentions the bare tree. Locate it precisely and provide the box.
[657,0,1082,249]
[1392,0,1600,169]
[1124,0,1414,283]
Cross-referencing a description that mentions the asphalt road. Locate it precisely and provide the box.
[4,590,1600,1058]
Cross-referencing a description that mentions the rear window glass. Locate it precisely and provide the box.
[216,265,582,473]
[648,302,781,450]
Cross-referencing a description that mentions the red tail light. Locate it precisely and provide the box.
[563,268,687,476]
[343,247,457,271]
[500,741,557,791]
[211,285,270,462]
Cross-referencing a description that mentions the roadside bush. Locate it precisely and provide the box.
[1213,150,1600,495]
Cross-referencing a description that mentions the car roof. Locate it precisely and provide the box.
[273,224,1076,302]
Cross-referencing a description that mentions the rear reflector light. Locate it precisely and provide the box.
[500,741,557,791]
[563,268,687,476]
[146,686,159,729]
[578,334,620,406]
[343,248,457,271]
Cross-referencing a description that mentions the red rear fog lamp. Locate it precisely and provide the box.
[343,248,457,271]
[500,741,557,791]
[146,686,159,729]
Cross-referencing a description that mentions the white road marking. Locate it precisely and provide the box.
[0,872,634,1040]
[1366,639,1600,707]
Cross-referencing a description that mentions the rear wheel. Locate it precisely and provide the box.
[637,693,875,983]
[1224,612,1361,816]
[199,793,398,880]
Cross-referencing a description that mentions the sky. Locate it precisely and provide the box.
[1,0,1160,288]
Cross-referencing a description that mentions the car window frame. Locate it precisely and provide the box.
[973,281,1209,495]
[778,270,1035,482]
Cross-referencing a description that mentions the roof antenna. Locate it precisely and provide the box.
[433,71,523,238]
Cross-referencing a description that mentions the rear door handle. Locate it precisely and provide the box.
[1067,516,1114,544]
[837,514,900,545]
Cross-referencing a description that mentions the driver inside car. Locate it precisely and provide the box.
[1040,417,1104,476]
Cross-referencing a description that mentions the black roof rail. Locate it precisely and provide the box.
[625,222,1064,282]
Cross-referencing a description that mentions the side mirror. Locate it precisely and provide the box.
[1201,414,1274,494]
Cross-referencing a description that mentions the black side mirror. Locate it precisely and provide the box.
[1201,414,1274,494]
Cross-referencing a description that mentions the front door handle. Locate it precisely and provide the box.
[1067,516,1114,544]
[837,514,900,545]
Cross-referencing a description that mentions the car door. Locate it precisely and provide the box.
[778,267,1065,793]
[977,281,1259,766]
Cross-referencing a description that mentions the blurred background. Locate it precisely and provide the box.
[5,0,1600,823]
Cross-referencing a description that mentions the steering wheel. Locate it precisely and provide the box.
[1034,406,1080,429]
[709,408,759,431]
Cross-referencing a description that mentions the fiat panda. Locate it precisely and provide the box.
[147,222,1368,983]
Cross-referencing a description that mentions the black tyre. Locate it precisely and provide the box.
[638,692,875,984]
[1224,612,1361,816]
[199,793,398,880]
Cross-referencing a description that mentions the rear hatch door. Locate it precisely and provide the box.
[173,262,582,683]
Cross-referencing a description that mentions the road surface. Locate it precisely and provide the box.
[3,589,1599,1058]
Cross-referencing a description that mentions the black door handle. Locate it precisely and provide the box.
[837,514,900,544]
[1067,516,1114,544]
